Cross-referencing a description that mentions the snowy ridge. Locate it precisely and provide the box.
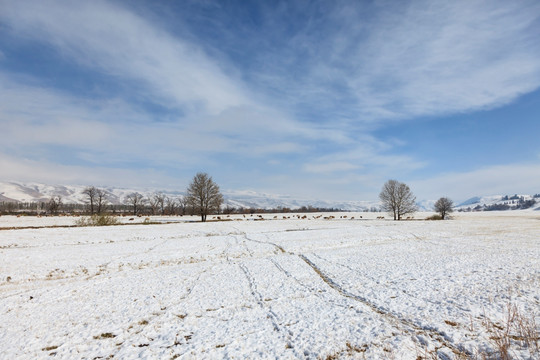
[456,194,540,211]
[1,181,538,211]
[0,181,378,211]
[222,189,380,211]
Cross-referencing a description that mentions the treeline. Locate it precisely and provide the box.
[0,200,175,216]
[459,198,537,212]
[0,179,384,217]
[500,194,539,201]
[221,205,348,215]
[0,200,350,216]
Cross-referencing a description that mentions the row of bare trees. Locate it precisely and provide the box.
[123,192,188,216]
[3,175,454,221]
[81,173,224,220]
[181,175,455,222]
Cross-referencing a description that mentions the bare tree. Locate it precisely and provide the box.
[82,186,98,214]
[95,188,108,214]
[125,192,145,215]
[47,196,62,215]
[154,192,166,215]
[177,195,187,216]
[148,195,159,215]
[434,197,453,219]
[165,196,176,215]
[185,172,223,222]
[147,193,166,215]
[379,179,417,220]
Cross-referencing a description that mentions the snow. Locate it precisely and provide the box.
[0,212,539,359]
[0,181,380,210]
[456,194,539,211]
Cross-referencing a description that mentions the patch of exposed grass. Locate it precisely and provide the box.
[411,302,539,360]
[42,345,58,351]
[76,214,119,227]
[481,303,539,359]
[321,341,368,360]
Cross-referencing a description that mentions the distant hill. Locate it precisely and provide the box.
[455,194,540,211]
[0,181,379,211]
[1,181,537,212]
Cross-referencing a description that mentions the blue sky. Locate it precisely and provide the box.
[1,0,539,202]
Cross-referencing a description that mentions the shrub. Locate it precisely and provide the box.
[425,214,443,220]
[76,214,119,227]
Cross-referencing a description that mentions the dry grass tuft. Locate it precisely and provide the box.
[481,302,539,359]
[42,345,58,351]
[76,214,119,227]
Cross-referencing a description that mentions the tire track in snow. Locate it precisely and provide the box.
[232,229,468,356]
[82,259,220,358]
[114,264,215,350]
[232,228,286,254]
[236,227,470,355]
[298,254,471,357]
[237,262,301,358]
[310,253,446,308]
[233,234,254,257]
[269,257,360,312]
[238,232,362,311]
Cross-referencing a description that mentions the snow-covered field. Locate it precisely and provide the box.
[0,212,538,359]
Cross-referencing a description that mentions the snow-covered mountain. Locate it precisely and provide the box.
[455,194,540,211]
[0,181,378,211]
[1,181,538,212]
[222,189,379,211]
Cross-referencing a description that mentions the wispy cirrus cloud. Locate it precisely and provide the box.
[0,152,179,189]
[0,0,251,116]
[0,0,539,200]
[248,0,540,124]
[0,73,313,168]
[0,0,351,160]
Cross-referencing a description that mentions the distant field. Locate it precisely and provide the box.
[0,212,538,359]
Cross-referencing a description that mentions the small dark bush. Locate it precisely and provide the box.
[425,214,443,220]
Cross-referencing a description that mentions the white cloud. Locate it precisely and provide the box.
[302,136,427,176]
[0,71,329,170]
[0,0,248,116]
[286,0,540,123]
[0,153,178,189]
[304,161,359,174]
[0,0,539,202]
[410,162,540,201]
